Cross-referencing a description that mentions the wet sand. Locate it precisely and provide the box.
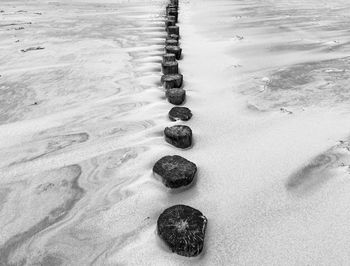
[1,0,350,265]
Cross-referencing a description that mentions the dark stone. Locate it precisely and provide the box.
[169,107,192,121]
[165,45,182,60]
[163,53,176,63]
[153,155,197,188]
[157,205,207,257]
[165,39,178,46]
[164,125,192,148]
[166,88,186,105]
[162,61,178,75]
[161,74,183,89]
[167,26,180,36]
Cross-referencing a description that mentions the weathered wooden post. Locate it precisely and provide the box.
[157,205,207,257]
[161,74,183,89]
[165,45,182,60]
[163,53,176,63]
[170,0,179,6]
[166,88,186,105]
[154,0,208,259]
[153,155,196,188]
[166,34,179,41]
[167,25,180,36]
[167,8,178,22]
[162,61,178,75]
[165,39,179,46]
[165,19,176,29]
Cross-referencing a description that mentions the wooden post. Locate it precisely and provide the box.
[166,88,186,105]
[167,34,179,41]
[163,53,176,63]
[165,19,176,29]
[170,0,179,6]
[166,5,178,12]
[167,9,178,22]
[167,15,176,22]
[161,74,183,89]
[167,26,179,36]
[165,39,178,46]
[165,45,182,60]
[162,61,179,75]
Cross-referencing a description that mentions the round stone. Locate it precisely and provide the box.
[153,155,197,188]
[157,205,208,257]
[169,107,192,121]
[164,125,192,149]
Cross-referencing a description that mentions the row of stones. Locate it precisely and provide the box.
[154,0,208,258]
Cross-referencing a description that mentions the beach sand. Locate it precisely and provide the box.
[1,0,350,265]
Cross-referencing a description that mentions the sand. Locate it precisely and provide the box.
[1,0,350,265]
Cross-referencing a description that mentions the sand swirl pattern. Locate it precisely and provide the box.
[0,0,169,265]
[3,0,350,265]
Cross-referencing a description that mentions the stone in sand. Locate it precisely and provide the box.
[162,61,178,75]
[157,205,207,257]
[165,45,182,60]
[153,155,197,188]
[169,107,192,121]
[161,74,183,89]
[164,125,192,148]
[166,88,186,105]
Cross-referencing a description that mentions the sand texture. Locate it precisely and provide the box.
[1,0,350,265]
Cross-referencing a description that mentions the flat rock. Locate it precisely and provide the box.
[153,155,197,188]
[157,205,207,257]
[164,125,192,148]
[169,107,192,121]
[166,88,185,105]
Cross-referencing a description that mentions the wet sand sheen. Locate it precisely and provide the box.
[1,0,350,265]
